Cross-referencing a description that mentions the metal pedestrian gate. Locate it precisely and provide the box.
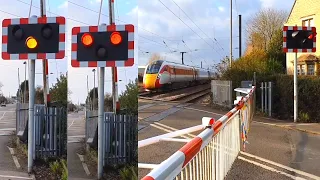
[103,113,138,166]
[33,106,67,159]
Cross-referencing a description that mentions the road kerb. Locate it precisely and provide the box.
[7,146,21,169]
[253,121,320,136]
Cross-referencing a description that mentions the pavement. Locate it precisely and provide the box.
[138,98,320,180]
[67,111,94,180]
[0,104,34,180]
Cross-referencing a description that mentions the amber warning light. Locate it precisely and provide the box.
[110,32,122,45]
[26,36,38,49]
[81,33,94,47]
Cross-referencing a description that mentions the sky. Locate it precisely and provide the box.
[0,0,67,97]
[138,0,295,68]
[67,0,138,103]
[0,0,295,102]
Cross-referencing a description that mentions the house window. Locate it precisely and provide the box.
[302,18,314,27]
[301,65,305,75]
[307,64,315,75]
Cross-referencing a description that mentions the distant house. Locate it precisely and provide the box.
[285,0,320,75]
[138,66,146,83]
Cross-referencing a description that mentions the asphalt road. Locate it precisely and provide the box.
[138,99,320,180]
[67,111,93,180]
[0,103,16,136]
[68,111,86,143]
[0,103,33,179]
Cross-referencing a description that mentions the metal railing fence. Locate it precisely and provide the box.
[139,86,256,180]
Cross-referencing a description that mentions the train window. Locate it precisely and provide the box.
[146,60,164,74]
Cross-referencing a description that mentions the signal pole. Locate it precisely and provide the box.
[230,0,233,67]
[23,61,27,103]
[239,14,242,58]
[40,0,49,107]
[97,0,105,178]
[18,68,20,102]
[180,51,187,64]
[294,52,298,122]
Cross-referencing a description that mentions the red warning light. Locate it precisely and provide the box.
[81,33,93,47]
[110,32,122,45]
[308,32,317,40]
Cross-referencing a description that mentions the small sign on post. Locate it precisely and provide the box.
[283,26,317,122]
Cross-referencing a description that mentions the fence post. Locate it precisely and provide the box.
[261,82,264,112]
[54,108,57,156]
[264,82,267,113]
[229,81,233,108]
[253,72,256,113]
[268,82,272,117]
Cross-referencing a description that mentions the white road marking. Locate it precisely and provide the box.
[238,156,306,180]
[183,107,224,116]
[153,122,196,138]
[149,124,190,139]
[0,112,7,120]
[240,151,320,180]
[0,174,33,179]
[143,121,320,179]
[68,118,76,129]
[7,147,21,169]
[77,154,91,176]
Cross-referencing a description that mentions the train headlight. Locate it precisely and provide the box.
[157,74,161,79]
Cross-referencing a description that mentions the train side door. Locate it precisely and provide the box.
[171,66,176,82]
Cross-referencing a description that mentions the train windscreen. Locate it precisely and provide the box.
[146,60,164,74]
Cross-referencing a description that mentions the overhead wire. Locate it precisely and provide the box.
[169,0,226,55]
[158,0,224,60]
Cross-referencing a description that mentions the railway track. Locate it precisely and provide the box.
[139,84,211,103]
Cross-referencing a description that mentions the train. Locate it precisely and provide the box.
[143,60,215,91]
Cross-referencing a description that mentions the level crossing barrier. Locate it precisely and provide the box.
[139,86,256,180]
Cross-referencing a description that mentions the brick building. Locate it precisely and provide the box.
[285,0,320,75]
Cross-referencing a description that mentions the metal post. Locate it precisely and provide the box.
[239,14,242,58]
[93,69,96,111]
[268,82,272,117]
[180,52,186,65]
[28,59,35,173]
[294,52,298,122]
[24,61,27,103]
[98,0,105,178]
[40,0,48,107]
[97,67,104,179]
[261,82,264,112]
[264,82,267,113]
[230,0,233,67]
[18,68,21,103]
[253,72,256,113]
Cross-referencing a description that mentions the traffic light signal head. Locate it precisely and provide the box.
[71,24,134,68]
[283,26,316,52]
[2,16,66,60]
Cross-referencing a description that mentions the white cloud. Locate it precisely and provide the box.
[218,6,225,12]
[59,1,68,9]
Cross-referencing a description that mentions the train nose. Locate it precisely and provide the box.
[143,74,158,89]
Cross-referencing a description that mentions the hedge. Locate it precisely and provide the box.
[223,71,320,123]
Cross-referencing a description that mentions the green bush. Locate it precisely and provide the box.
[221,49,320,123]
[225,71,320,122]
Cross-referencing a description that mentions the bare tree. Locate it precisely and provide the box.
[148,53,165,64]
[246,8,288,51]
